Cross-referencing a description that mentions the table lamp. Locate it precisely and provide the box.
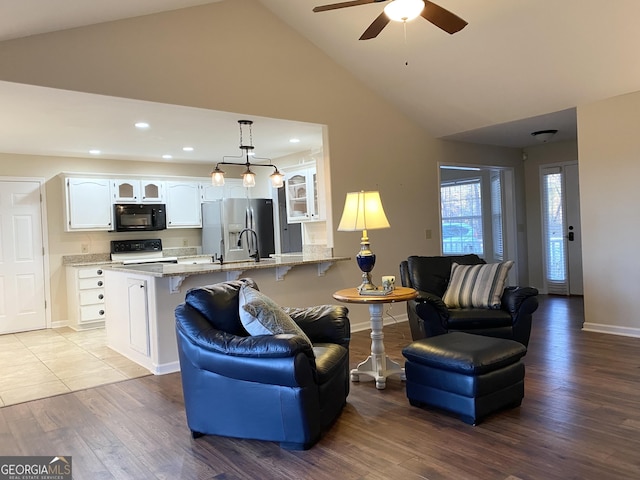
[338,191,390,293]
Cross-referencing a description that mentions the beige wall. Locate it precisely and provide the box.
[578,91,640,336]
[0,0,527,329]
[523,140,579,292]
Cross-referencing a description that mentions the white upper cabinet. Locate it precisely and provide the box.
[201,178,259,201]
[165,181,202,228]
[284,165,321,223]
[113,180,164,203]
[201,181,224,202]
[65,177,113,231]
[225,179,251,199]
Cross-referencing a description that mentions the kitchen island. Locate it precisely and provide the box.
[103,254,350,374]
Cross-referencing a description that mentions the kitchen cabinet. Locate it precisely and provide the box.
[127,278,150,356]
[64,177,113,231]
[284,165,321,222]
[66,265,106,330]
[165,181,202,228]
[105,270,161,372]
[113,179,164,203]
[201,178,252,201]
[201,181,223,202]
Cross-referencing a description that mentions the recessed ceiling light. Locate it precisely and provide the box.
[162,154,173,159]
[182,146,194,152]
[135,122,150,129]
[89,149,101,155]
[289,138,300,143]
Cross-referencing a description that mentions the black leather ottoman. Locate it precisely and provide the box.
[402,332,527,425]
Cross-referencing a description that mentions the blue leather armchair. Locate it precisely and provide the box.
[174,279,350,450]
[400,255,538,347]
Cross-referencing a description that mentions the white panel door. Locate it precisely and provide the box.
[541,162,583,295]
[565,163,584,295]
[0,180,46,333]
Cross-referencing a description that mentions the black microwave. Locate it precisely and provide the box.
[113,204,167,232]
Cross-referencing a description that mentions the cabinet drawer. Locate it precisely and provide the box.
[77,267,105,279]
[80,305,106,322]
[79,289,105,306]
[78,277,105,290]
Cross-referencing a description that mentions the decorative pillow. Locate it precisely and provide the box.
[442,261,514,309]
[238,284,313,346]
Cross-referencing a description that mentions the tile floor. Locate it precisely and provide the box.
[0,327,150,407]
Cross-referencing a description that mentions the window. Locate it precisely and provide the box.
[541,167,568,294]
[440,179,484,255]
[491,173,503,260]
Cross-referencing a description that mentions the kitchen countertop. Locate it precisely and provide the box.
[103,254,351,278]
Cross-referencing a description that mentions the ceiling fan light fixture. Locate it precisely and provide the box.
[384,0,425,22]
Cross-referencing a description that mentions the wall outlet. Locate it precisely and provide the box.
[425,229,432,240]
[81,244,89,254]
[182,239,188,247]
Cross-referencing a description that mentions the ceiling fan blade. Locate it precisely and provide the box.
[359,12,391,40]
[313,0,379,13]
[421,0,468,34]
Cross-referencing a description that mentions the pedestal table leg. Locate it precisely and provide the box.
[350,303,405,389]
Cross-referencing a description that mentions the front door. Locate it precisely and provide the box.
[541,163,583,295]
[0,179,47,333]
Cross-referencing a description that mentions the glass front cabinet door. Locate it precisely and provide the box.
[284,166,320,223]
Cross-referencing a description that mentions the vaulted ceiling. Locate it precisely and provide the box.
[1,0,639,161]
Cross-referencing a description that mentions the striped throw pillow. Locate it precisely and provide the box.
[442,261,514,309]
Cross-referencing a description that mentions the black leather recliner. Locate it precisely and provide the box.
[399,255,538,347]
[174,278,351,450]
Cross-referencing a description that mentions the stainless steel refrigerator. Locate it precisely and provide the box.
[202,198,275,263]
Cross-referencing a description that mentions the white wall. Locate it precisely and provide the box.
[578,91,640,336]
[0,0,527,330]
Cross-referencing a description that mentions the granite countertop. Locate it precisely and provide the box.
[102,254,351,278]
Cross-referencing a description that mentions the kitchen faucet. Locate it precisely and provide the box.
[237,228,260,262]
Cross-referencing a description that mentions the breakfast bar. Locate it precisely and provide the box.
[103,254,349,375]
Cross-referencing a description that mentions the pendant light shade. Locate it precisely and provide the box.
[211,120,284,189]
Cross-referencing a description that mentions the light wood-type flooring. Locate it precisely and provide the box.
[1,295,639,479]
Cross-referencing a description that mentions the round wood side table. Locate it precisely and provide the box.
[333,286,418,390]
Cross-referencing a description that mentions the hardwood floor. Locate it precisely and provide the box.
[1,295,639,479]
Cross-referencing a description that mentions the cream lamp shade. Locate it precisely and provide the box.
[337,191,390,232]
[338,191,390,293]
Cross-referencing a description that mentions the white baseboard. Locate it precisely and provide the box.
[152,361,181,375]
[350,314,409,333]
[582,322,640,338]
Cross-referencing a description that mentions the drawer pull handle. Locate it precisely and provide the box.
[97,269,103,275]
[97,281,103,287]
[98,294,104,300]
[99,310,105,316]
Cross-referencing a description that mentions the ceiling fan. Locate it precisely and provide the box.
[313,0,468,40]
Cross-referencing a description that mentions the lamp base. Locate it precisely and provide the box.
[356,251,377,292]
[357,272,377,293]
